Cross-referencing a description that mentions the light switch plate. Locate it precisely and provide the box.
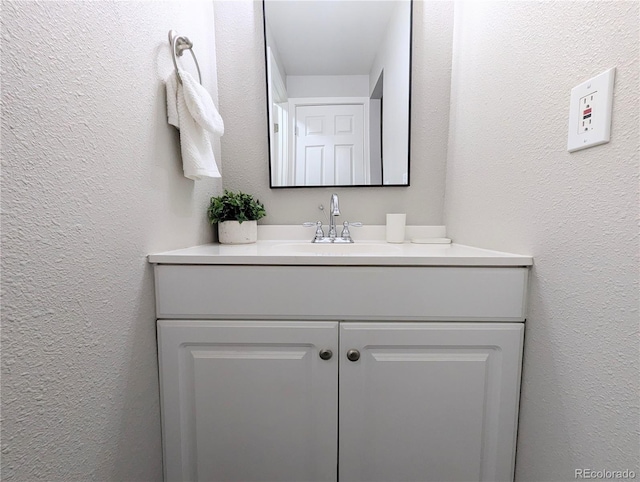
[567,68,615,152]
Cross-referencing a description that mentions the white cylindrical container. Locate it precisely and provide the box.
[386,214,406,243]
[218,220,258,244]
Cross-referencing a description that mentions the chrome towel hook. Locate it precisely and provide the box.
[168,29,202,85]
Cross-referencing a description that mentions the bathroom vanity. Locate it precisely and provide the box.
[149,232,532,482]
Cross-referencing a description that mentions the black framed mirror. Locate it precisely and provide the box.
[263,0,413,188]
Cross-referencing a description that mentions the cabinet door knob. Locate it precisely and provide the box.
[319,349,333,360]
[346,349,360,362]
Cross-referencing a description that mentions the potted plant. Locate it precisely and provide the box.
[207,190,266,244]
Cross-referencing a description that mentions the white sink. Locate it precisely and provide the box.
[272,242,403,256]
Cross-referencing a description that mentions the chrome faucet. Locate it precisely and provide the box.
[328,193,340,239]
[303,193,361,243]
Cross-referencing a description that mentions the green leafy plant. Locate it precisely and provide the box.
[207,190,267,224]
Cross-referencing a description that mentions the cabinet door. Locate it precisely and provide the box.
[158,320,338,482]
[339,323,524,482]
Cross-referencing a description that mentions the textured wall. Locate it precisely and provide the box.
[214,0,453,226]
[444,2,639,480]
[1,1,222,480]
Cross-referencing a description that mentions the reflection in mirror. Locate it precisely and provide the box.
[263,0,412,187]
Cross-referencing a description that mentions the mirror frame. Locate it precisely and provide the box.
[262,0,414,189]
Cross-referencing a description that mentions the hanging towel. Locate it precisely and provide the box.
[165,69,223,180]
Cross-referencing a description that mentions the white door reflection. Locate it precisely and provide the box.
[294,102,366,186]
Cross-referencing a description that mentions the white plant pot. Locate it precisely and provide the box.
[218,220,257,245]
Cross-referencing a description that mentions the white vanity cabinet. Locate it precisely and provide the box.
[157,320,339,482]
[338,322,523,482]
[158,319,523,482]
[150,244,532,482]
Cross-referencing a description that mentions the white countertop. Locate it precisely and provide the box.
[148,240,533,267]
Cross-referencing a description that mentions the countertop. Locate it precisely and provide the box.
[148,241,533,267]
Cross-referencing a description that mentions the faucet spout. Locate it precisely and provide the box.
[330,193,340,216]
[328,193,340,239]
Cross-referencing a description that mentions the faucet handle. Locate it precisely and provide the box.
[341,221,363,241]
[303,221,325,241]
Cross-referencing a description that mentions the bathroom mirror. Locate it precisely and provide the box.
[263,0,412,188]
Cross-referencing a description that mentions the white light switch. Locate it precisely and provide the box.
[567,68,615,153]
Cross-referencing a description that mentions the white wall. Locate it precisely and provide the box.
[264,20,287,87]
[214,0,453,226]
[369,99,383,185]
[369,0,411,184]
[1,2,222,480]
[286,75,369,98]
[444,2,639,480]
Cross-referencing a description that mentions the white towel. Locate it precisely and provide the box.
[165,69,223,180]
